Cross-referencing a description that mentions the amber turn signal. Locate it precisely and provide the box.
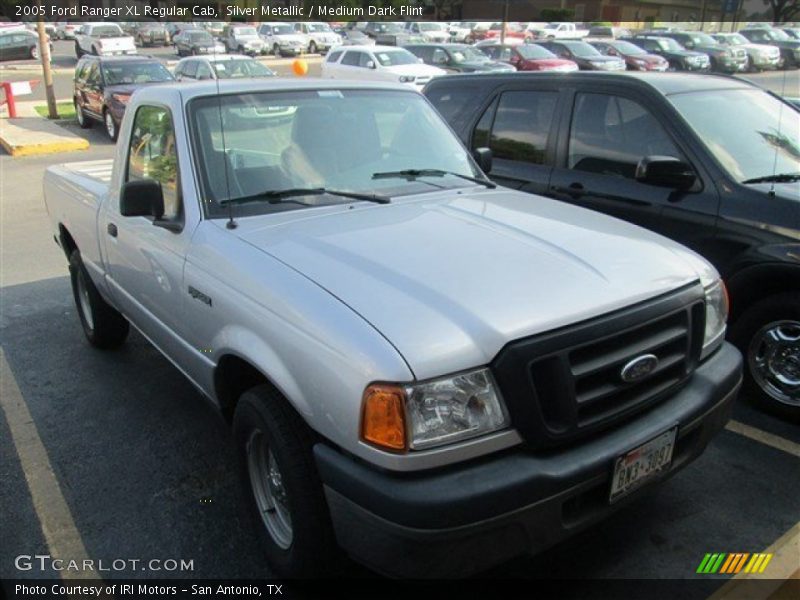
[361,384,407,452]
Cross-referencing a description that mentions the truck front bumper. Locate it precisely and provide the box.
[314,342,742,578]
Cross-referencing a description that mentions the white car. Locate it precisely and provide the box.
[406,22,450,43]
[448,22,477,43]
[74,23,136,58]
[258,22,306,56]
[321,45,446,90]
[173,54,276,81]
[55,22,80,40]
[223,24,266,56]
[712,32,781,70]
[293,22,342,54]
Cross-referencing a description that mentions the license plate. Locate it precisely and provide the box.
[609,427,677,503]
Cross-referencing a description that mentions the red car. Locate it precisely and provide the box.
[484,22,528,41]
[478,43,579,72]
[588,40,669,71]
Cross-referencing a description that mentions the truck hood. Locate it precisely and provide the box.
[233,189,710,379]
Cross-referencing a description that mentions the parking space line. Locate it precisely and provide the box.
[0,348,95,580]
[725,420,800,459]
[708,523,800,599]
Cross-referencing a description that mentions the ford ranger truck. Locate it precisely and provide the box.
[44,80,742,578]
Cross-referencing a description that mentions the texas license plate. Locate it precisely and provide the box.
[609,427,677,503]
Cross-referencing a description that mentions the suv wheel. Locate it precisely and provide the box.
[30,45,39,60]
[232,385,339,577]
[309,41,317,54]
[104,110,118,141]
[273,43,281,56]
[731,292,800,421]
[75,101,91,129]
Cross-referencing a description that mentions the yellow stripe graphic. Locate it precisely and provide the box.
[750,554,766,573]
[733,553,749,573]
[758,554,773,573]
[743,554,759,573]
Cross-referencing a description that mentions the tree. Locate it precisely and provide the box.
[764,0,800,22]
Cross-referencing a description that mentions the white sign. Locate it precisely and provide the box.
[9,81,33,96]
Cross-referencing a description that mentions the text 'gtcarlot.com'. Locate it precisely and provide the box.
[15,554,194,572]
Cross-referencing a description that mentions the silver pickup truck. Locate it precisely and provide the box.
[43,80,742,578]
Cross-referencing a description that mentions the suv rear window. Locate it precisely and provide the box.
[480,91,558,165]
[327,50,343,63]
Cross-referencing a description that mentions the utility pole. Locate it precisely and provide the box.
[36,2,57,119]
[500,0,510,44]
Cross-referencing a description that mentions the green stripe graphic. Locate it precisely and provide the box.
[697,554,713,573]
[710,553,727,573]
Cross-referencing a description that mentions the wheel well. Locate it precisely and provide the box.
[214,355,271,422]
[726,264,800,323]
[58,224,77,259]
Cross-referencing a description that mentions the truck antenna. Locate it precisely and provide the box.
[212,36,237,229]
[768,64,789,198]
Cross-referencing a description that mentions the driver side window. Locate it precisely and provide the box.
[127,106,181,220]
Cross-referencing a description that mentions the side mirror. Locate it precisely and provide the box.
[635,156,696,190]
[473,147,493,173]
[121,179,164,218]
[365,60,376,69]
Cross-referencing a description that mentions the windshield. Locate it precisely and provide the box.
[517,44,557,59]
[611,41,646,54]
[450,46,490,61]
[92,25,122,37]
[212,59,274,78]
[691,33,717,45]
[767,29,791,40]
[566,42,601,57]
[669,88,800,183]
[307,23,331,32]
[720,34,746,45]
[235,27,258,36]
[103,62,173,85]
[657,38,683,52]
[189,90,478,217]
[271,24,293,35]
[188,32,213,43]
[374,49,418,66]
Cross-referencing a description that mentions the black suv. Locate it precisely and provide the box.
[73,55,173,141]
[648,31,748,72]
[621,35,711,71]
[424,72,800,418]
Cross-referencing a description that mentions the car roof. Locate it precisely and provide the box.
[81,55,161,63]
[424,71,758,96]
[177,54,253,63]
[340,44,409,52]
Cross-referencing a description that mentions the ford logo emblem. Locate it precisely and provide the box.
[620,354,659,383]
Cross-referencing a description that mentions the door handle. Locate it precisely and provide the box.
[107,223,118,237]
[551,182,585,199]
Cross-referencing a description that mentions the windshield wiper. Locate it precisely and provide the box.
[220,187,391,206]
[372,169,496,189]
[742,173,800,184]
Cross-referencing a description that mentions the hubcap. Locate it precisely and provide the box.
[76,105,84,125]
[748,320,800,406]
[76,270,94,330]
[246,429,293,549]
[105,113,115,138]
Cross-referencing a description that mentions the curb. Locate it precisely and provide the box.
[0,135,89,157]
[0,117,90,157]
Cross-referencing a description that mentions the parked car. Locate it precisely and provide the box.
[257,22,305,56]
[712,33,781,71]
[587,25,632,39]
[405,43,516,73]
[55,22,80,40]
[650,31,747,72]
[173,54,275,81]
[781,27,800,40]
[739,27,800,68]
[448,21,477,42]
[361,22,424,47]
[424,71,798,418]
[321,45,445,89]
[133,22,169,47]
[203,21,226,39]
[482,22,529,42]
[538,22,590,39]
[292,22,342,54]
[537,40,626,70]
[175,30,225,57]
[621,36,711,71]
[223,24,267,56]
[0,30,49,61]
[588,39,669,71]
[73,55,173,141]
[478,42,579,72]
[44,77,741,579]
[74,23,137,58]
[405,21,450,43]
[339,28,375,46]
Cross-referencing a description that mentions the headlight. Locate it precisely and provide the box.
[398,75,416,82]
[701,280,729,360]
[361,368,510,452]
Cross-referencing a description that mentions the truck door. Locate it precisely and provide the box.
[548,90,720,255]
[100,103,197,359]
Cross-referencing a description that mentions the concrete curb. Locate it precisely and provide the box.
[0,117,89,157]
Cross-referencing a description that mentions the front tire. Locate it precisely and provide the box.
[731,292,800,421]
[273,43,281,57]
[30,45,39,60]
[103,110,118,141]
[309,41,317,54]
[232,385,339,578]
[69,250,129,349]
[75,101,91,129]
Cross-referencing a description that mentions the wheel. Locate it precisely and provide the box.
[192,47,198,56]
[74,42,83,58]
[273,43,281,57]
[91,45,99,56]
[75,101,91,129]
[30,45,39,60]
[309,41,317,54]
[232,385,339,578]
[730,292,800,421]
[103,110,118,141]
[68,250,129,349]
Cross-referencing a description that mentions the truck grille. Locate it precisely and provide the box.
[491,283,705,449]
